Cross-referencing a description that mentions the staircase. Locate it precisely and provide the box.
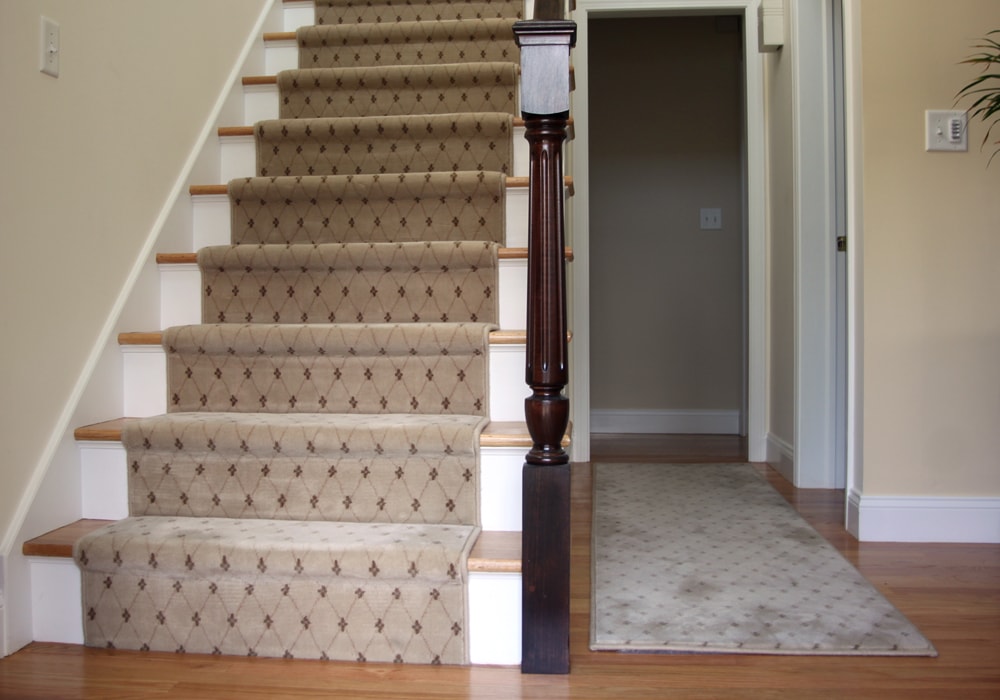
[21,0,574,667]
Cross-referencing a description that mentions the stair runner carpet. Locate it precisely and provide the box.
[75,0,522,665]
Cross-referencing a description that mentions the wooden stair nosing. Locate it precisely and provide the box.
[22,519,521,573]
[217,119,575,138]
[240,66,575,87]
[189,176,574,197]
[74,417,570,450]
[155,248,574,265]
[117,330,572,346]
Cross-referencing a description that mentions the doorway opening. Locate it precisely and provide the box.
[587,13,748,455]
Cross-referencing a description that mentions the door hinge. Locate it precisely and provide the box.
[836,236,847,252]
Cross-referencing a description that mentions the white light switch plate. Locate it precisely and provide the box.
[926,110,967,152]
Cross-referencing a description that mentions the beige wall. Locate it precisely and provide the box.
[0,1,269,549]
[858,0,1000,496]
[588,15,745,416]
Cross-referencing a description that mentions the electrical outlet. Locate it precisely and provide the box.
[40,16,59,78]
[699,208,722,230]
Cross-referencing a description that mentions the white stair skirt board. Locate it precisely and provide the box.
[160,254,528,331]
[590,409,741,435]
[192,184,536,250]
[219,127,529,182]
[28,556,521,664]
[124,338,529,422]
[848,491,1000,544]
[78,438,523,532]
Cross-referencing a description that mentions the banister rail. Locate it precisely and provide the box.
[513,9,576,676]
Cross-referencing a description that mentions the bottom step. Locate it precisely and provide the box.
[24,521,521,665]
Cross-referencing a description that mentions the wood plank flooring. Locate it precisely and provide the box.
[2,435,999,698]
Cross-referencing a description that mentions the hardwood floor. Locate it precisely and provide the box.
[2,435,999,698]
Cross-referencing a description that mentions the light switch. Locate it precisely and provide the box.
[925,110,967,152]
[700,208,722,230]
[40,16,60,78]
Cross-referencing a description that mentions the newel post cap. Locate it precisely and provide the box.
[513,20,577,117]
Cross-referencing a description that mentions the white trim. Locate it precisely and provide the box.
[571,0,768,463]
[765,432,794,482]
[848,490,1000,543]
[591,409,741,435]
[0,590,5,658]
[842,0,865,531]
[791,0,842,488]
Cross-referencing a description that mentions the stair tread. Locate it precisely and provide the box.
[189,176,574,196]
[23,519,520,572]
[74,417,570,449]
[118,329,531,345]
[155,247,573,263]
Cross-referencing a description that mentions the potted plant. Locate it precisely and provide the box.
[957,29,1000,164]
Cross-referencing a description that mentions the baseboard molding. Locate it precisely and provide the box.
[590,409,740,435]
[848,489,1000,543]
[766,432,794,482]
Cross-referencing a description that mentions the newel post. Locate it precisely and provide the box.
[513,18,576,675]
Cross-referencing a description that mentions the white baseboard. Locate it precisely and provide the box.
[590,409,740,435]
[848,489,1000,543]
[766,432,794,482]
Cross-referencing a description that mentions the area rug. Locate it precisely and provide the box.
[590,463,937,656]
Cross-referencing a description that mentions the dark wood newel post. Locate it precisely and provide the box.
[513,16,576,675]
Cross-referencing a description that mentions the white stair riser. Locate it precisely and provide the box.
[158,259,528,336]
[28,559,83,645]
[27,557,521,664]
[220,127,528,181]
[78,440,523,531]
[192,187,531,250]
[123,341,529,422]
[468,572,521,665]
[283,1,314,32]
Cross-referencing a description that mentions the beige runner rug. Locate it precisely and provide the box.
[590,463,937,656]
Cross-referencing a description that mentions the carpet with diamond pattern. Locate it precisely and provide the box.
[591,463,937,656]
[74,0,522,665]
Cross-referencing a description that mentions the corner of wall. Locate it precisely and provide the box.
[766,432,794,483]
